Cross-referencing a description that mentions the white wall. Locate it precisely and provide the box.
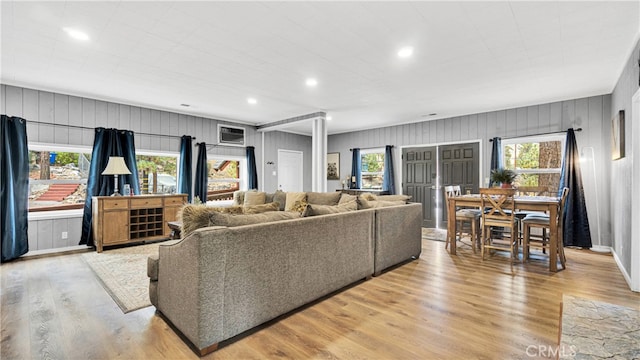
[329,95,612,249]
[262,131,312,192]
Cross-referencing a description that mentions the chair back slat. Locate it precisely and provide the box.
[480,188,516,223]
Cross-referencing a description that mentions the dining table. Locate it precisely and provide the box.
[446,193,562,272]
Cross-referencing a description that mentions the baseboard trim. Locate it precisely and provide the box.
[612,249,635,292]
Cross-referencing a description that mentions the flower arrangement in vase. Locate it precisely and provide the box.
[490,168,517,188]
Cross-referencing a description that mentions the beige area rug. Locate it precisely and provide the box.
[82,243,161,313]
[559,295,640,359]
[422,227,447,242]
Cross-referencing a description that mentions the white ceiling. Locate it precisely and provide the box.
[2,1,639,135]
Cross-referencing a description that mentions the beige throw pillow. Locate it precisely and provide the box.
[306,191,341,205]
[308,201,357,216]
[243,202,280,214]
[232,191,246,206]
[285,192,307,211]
[338,193,358,204]
[244,191,266,206]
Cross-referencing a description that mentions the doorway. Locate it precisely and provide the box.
[277,149,304,192]
[402,142,480,228]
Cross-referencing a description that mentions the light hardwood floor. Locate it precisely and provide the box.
[2,239,638,359]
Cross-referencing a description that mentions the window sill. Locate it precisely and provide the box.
[28,209,84,221]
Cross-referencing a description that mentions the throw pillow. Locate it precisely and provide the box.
[359,192,378,201]
[338,193,358,204]
[288,200,310,217]
[273,190,286,210]
[285,192,307,211]
[232,190,246,206]
[243,202,280,214]
[244,191,266,206]
[308,201,357,216]
[306,191,341,205]
[377,194,411,202]
[265,192,275,204]
[179,204,246,237]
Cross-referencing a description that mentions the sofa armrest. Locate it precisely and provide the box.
[374,203,423,275]
[156,226,228,351]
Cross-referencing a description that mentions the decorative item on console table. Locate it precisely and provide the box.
[490,168,517,188]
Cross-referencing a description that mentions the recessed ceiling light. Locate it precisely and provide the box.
[63,27,90,41]
[306,78,318,87]
[397,46,414,58]
[326,116,332,121]
[247,98,257,105]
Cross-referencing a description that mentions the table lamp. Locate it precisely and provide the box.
[102,156,131,196]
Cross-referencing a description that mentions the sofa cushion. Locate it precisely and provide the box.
[306,191,341,206]
[209,210,300,227]
[285,192,307,211]
[244,191,266,206]
[377,194,412,202]
[338,193,358,204]
[243,202,280,214]
[308,201,357,216]
[358,199,407,209]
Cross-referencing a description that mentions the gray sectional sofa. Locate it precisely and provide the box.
[147,201,422,356]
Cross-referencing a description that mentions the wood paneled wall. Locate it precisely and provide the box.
[1,84,263,251]
[610,37,640,281]
[329,95,612,247]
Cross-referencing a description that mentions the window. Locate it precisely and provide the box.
[360,149,385,189]
[136,153,178,194]
[207,159,241,201]
[28,145,92,211]
[502,135,565,191]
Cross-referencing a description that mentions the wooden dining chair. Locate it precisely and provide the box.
[444,185,481,253]
[480,188,519,271]
[514,186,550,244]
[522,187,569,270]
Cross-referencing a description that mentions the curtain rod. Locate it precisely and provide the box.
[489,128,582,142]
[349,145,394,151]
[25,120,195,140]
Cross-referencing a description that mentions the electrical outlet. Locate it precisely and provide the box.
[61,231,68,239]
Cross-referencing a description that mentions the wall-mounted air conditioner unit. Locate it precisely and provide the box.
[218,124,245,147]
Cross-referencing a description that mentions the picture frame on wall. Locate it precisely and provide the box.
[327,152,340,180]
[611,110,625,160]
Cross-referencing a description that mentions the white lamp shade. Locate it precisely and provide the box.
[102,156,132,175]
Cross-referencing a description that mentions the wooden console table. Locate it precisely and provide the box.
[92,194,187,252]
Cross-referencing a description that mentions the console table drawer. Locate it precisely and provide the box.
[165,196,186,206]
[131,198,163,208]
[101,199,129,210]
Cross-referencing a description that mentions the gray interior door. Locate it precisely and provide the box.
[402,147,437,227]
[439,142,480,228]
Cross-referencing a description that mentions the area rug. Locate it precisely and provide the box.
[82,243,161,313]
[422,227,446,242]
[559,295,640,359]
